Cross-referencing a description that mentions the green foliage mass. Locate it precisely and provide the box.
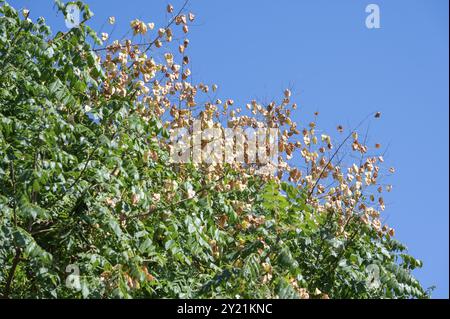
[0,1,430,298]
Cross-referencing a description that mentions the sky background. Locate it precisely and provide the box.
[9,0,449,298]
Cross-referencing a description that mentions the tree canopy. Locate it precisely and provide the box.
[0,1,430,298]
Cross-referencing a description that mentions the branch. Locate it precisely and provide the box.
[2,248,21,299]
[307,111,377,199]
[93,0,189,55]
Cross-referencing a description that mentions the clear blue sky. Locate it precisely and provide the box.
[10,0,449,298]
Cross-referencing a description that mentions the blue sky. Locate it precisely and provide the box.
[10,0,449,298]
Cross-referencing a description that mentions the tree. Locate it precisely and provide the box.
[0,1,430,298]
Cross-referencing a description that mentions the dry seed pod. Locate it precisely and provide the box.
[101,32,109,41]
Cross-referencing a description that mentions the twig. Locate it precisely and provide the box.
[92,0,189,55]
[307,112,377,199]
[2,248,21,298]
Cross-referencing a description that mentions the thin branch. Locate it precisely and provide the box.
[307,111,377,199]
[2,248,21,298]
[92,0,189,54]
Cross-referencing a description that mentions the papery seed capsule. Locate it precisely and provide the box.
[101,32,109,41]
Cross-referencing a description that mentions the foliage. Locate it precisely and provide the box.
[0,1,430,298]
